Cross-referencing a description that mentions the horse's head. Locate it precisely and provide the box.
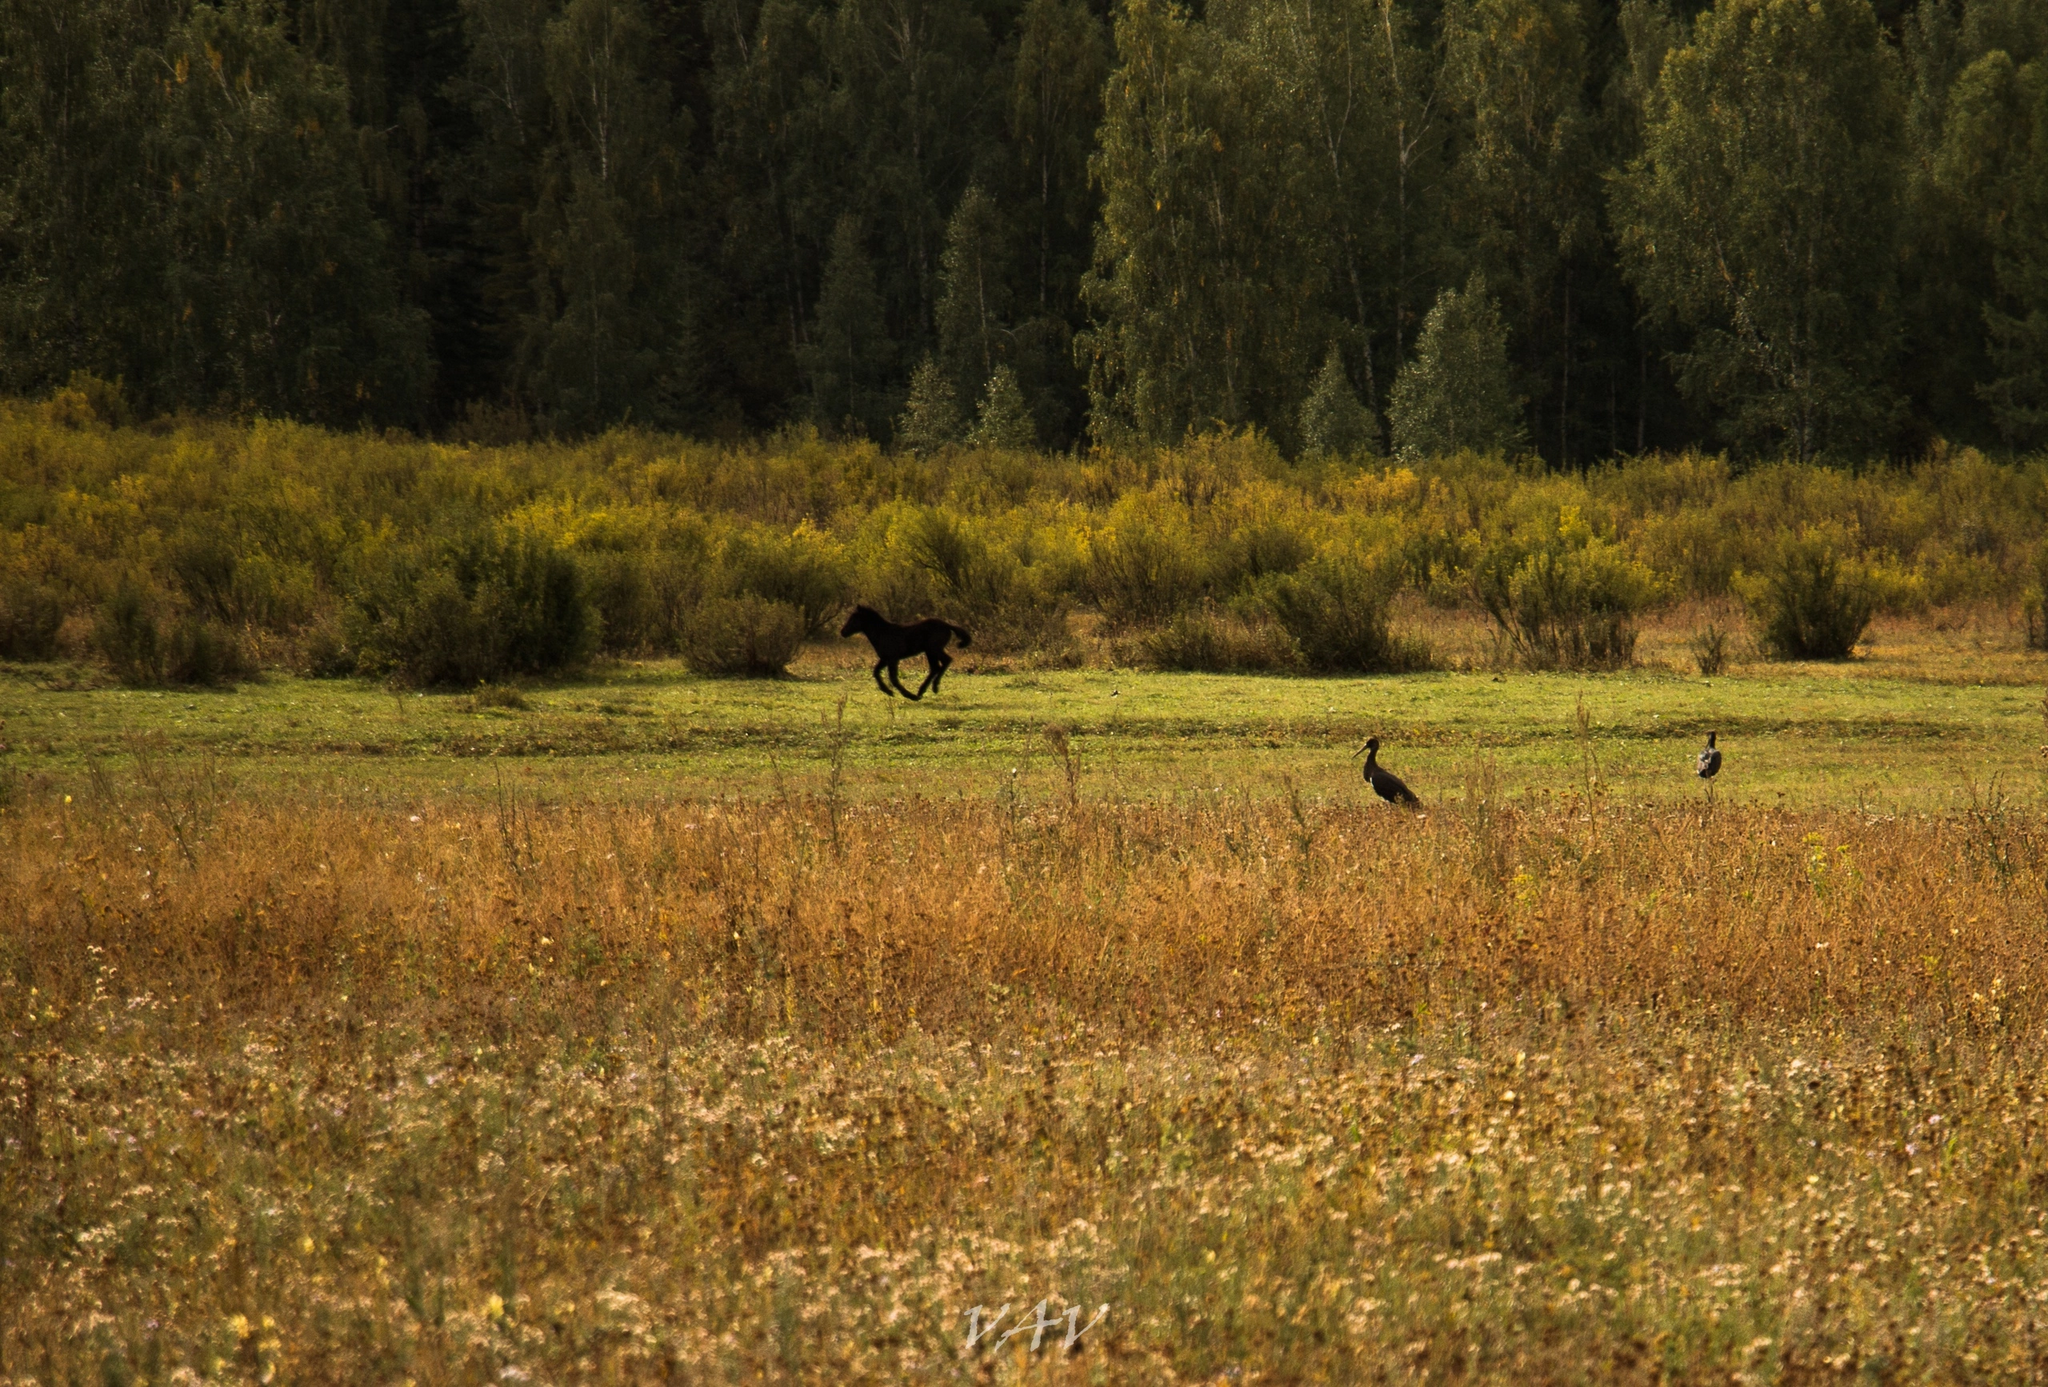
[840,605,877,638]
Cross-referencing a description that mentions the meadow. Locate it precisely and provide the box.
[5,608,2048,1384]
[8,413,2048,1383]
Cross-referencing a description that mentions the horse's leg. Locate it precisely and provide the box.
[888,659,923,701]
[871,659,896,697]
[926,646,952,694]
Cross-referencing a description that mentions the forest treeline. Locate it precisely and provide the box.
[3,0,2048,462]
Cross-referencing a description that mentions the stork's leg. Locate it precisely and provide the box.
[871,660,895,696]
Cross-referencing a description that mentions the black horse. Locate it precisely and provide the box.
[840,604,973,700]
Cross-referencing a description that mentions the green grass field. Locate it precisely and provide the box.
[3,610,2043,811]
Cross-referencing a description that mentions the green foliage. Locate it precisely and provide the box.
[1742,530,1876,661]
[1618,0,1904,460]
[522,0,696,433]
[1472,507,1660,670]
[92,584,251,687]
[1931,44,2048,449]
[2027,539,2048,651]
[1299,347,1379,460]
[967,366,1036,451]
[1259,553,1429,673]
[894,507,1073,658]
[94,586,164,686]
[1086,502,1210,629]
[800,218,896,439]
[3,413,2047,687]
[936,187,1012,407]
[1139,608,1301,673]
[0,578,62,661]
[346,528,598,686]
[154,0,429,423]
[1,0,2044,459]
[678,594,804,676]
[1390,275,1526,460]
[897,357,963,455]
[1441,0,1598,463]
[1081,0,1307,446]
[580,547,710,654]
[719,524,852,639]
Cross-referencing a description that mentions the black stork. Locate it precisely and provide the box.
[1697,730,1722,803]
[1351,736,1421,808]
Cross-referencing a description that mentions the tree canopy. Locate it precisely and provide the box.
[0,0,2040,461]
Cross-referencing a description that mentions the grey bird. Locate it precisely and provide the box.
[1696,730,1722,781]
[1351,736,1421,808]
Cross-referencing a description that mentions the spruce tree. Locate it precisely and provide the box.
[935,185,1012,406]
[523,0,695,432]
[798,216,895,438]
[1389,274,1525,459]
[154,0,428,423]
[898,354,963,453]
[967,365,1035,449]
[1300,345,1379,459]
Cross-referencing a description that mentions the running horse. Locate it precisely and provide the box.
[839,604,973,700]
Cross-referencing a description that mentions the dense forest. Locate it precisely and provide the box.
[3,0,2046,462]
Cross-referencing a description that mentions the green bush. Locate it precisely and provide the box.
[163,615,255,686]
[897,507,1074,660]
[1742,530,1874,660]
[94,585,165,685]
[1140,609,1302,672]
[0,579,63,660]
[93,586,252,685]
[1087,509,1209,629]
[721,524,852,638]
[347,528,598,686]
[1472,509,1659,670]
[679,595,805,676]
[581,548,712,654]
[1260,554,1430,673]
[2025,539,2048,652]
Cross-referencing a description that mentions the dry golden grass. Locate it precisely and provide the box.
[6,773,2043,1035]
[6,776,2048,1382]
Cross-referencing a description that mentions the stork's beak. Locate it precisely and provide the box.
[1350,743,1369,759]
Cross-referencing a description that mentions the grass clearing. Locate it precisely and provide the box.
[2,608,2044,811]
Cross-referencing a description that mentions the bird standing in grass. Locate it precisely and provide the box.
[1352,736,1421,808]
[1697,730,1722,801]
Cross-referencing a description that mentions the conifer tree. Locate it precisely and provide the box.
[936,186,1012,406]
[1300,345,1379,459]
[897,354,963,453]
[1389,274,1525,459]
[1008,0,1108,317]
[1441,0,1599,462]
[0,0,170,400]
[522,0,695,432]
[154,0,428,423]
[967,365,1035,449]
[799,216,895,437]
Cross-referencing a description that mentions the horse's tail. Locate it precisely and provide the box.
[947,622,973,649]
